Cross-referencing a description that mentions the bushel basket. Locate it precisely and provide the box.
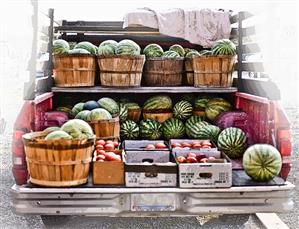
[97,55,145,87]
[89,117,120,139]
[23,132,95,187]
[192,55,236,87]
[53,54,96,87]
[143,57,184,86]
[185,57,194,85]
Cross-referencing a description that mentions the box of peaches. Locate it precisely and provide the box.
[170,139,232,188]
[93,139,124,185]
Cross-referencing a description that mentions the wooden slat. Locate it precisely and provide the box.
[230,11,254,24]
[235,62,264,72]
[231,26,255,37]
[37,40,48,53]
[51,86,238,94]
[256,213,289,229]
[239,43,261,54]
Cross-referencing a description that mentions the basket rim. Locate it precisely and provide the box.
[88,116,119,124]
[97,54,145,60]
[143,108,173,113]
[146,57,184,61]
[54,54,96,58]
[192,54,237,59]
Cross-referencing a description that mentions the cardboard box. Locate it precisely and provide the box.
[174,151,232,188]
[123,140,169,151]
[124,151,177,187]
[92,151,125,185]
[170,139,218,154]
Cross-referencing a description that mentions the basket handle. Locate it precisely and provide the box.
[26,157,92,166]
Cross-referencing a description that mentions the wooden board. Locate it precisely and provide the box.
[256,213,289,229]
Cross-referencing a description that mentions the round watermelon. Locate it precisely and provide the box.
[71,102,85,116]
[74,42,97,55]
[243,144,282,182]
[217,127,247,159]
[212,39,236,56]
[120,120,139,140]
[98,97,119,117]
[89,108,112,121]
[185,50,200,58]
[162,118,185,140]
[173,100,193,120]
[68,48,91,54]
[115,39,141,56]
[53,39,70,55]
[98,40,118,56]
[169,44,185,57]
[143,95,172,110]
[186,119,209,139]
[205,98,232,121]
[139,119,162,140]
[162,50,180,59]
[75,110,91,122]
[143,44,164,57]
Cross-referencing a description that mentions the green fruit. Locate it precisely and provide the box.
[45,130,73,140]
[115,39,141,56]
[53,39,70,55]
[75,110,91,122]
[120,120,139,140]
[83,101,100,111]
[143,95,172,110]
[194,98,210,111]
[162,50,180,59]
[125,102,140,110]
[173,100,193,120]
[243,144,282,182]
[185,50,200,58]
[98,40,118,56]
[74,41,97,55]
[143,44,164,57]
[181,94,196,104]
[71,102,85,116]
[119,103,128,123]
[42,126,61,135]
[212,39,236,55]
[162,118,185,140]
[217,127,247,159]
[89,108,112,121]
[97,97,119,117]
[205,98,232,121]
[186,120,209,139]
[169,44,185,57]
[61,119,94,139]
[139,119,163,140]
[199,50,212,56]
[68,48,91,54]
[195,124,221,143]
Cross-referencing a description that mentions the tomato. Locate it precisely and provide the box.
[171,143,182,148]
[201,140,211,145]
[196,153,206,162]
[96,149,106,155]
[183,147,191,150]
[105,152,116,161]
[106,140,114,145]
[200,158,208,163]
[192,143,202,149]
[146,144,156,150]
[176,156,186,163]
[181,142,192,148]
[104,143,115,151]
[173,146,183,149]
[113,141,119,148]
[201,145,211,149]
[96,154,106,161]
[111,154,121,162]
[187,152,197,158]
[96,140,106,146]
[208,156,216,160]
[186,156,197,163]
[96,144,104,150]
[155,142,167,149]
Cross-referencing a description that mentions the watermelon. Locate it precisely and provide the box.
[217,127,247,159]
[89,108,112,121]
[74,42,97,55]
[119,103,128,123]
[194,97,210,111]
[186,120,209,139]
[83,101,100,111]
[45,130,72,140]
[75,110,91,122]
[71,102,85,116]
[212,39,236,56]
[53,39,70,55]
[98,40,118,56]
[42,126,61,135]
[186,122,219,142]
[199,50,212,56]
[243,144,282,182]
[143,95,172,110]
[163,118,185,140]
[115,39,141,56]
[162,50,180,59]
[125,102,140,110]
[173,100,193,120]
[169,44,185,57]
[61,119,94,139]
[181,94,196,104]
[68,48,91,54]
[139,119,163,140]
[205,98,232,121]
[185,50,201,58]
[120,120,139,140]
[97,97,119,117]
[143,44,164,57]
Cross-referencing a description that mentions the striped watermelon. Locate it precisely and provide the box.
[162,118,185,140]
[71,102,85,116]
[205,98,232,121]
[187,122,220,142]
[169,44,185,57]
[119,103,128,123]
[98,97,119,117]
[212,39,236,56]
[194,97,210,111]
[173,100,193,120]
[74,42,97,55]
[120,120,139,140]
[143,44,164,57]
[185,117,208,139]
[53,39,70,55]
[143,95,172,110]
[217,127,247,159]
[243,144,282,182]
[162,51,180,59]
[139,119,163,140]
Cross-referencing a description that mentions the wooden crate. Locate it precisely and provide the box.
[97,55,145,87]
[22,132,95,187]
[53,54,96,87]
[127,108,142,123]
[143,57,184,86]
[143,109,173,123]
[193,55,236,87]
[89,117,120,139]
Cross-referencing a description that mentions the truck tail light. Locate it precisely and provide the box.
[277,129,292,180]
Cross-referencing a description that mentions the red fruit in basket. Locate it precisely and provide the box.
[96,154,106,161]
[96,144,104,150]
[192,143,202,149]
[96,140,106,146]
[196,153,206,162]
[200,158,208,163]
[177,156,186,163]
[183,147,191,150]
[187,152,197,158]
[155,142,167,149]
[106,140,114,144]
[146,144,156,150]
[111,154,121,162]
[201,145,211,149]
[105,152,116,161]
[171,143,182,148]
[186,156,197,163]
[201,141,212,146]
[113,141,119,148]
[208,156,216,160]
[104,143,115,151]
[96,149,106,155]
[182,142,192,148]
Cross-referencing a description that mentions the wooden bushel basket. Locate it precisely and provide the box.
[143,109,173,123]
[53,54,96,87]
[127,108,142,123]
[23,132,95,187]
[97,55,145,87]
[185,58,194,85]
[143,57,184,86]
[193,55,236,87]
[89,117,120,139]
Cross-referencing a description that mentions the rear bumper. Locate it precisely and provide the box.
[11,182,295,216]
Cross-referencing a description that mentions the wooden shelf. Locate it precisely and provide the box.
[51,86,238,94]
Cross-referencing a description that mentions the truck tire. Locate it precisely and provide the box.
[40,215,70,227]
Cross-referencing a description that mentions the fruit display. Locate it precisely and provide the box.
[97,40,118,56]
[74,41,97,55]
[171,140,213,150]
[185,50,200,58]
[243,144,282,182]
[199,50,212,56]
[169,44,185,57]
[217,127,247,159]
[119,103,128,123]
[173,100,193,120]
[139,119,163,140]
[44,130,73,140]
[89,108,112,121]
[53,39,70,55]
[162,50,181,59]
[143,95,172,110]
[60,119,94,139]
[68,48,91,54]
[71,102,85,116]
[162,118,185,140]
[75,110,91,121]
[211,39,236,56]
[143,44,164,58]
[95,139,119,150]
[120,120,139,140]
[83,100,100,111]
[185,120,209,139]
[115,39,141,56]
[97,97,120,117]
[176,153,217,164]
[205,98,232,121]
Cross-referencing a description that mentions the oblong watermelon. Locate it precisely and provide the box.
[173,100,193,120]
[139,119,162,140]
[120,120,139,140]
[143,95,172,110]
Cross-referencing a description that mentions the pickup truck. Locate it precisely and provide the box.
[10,8,294,226]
